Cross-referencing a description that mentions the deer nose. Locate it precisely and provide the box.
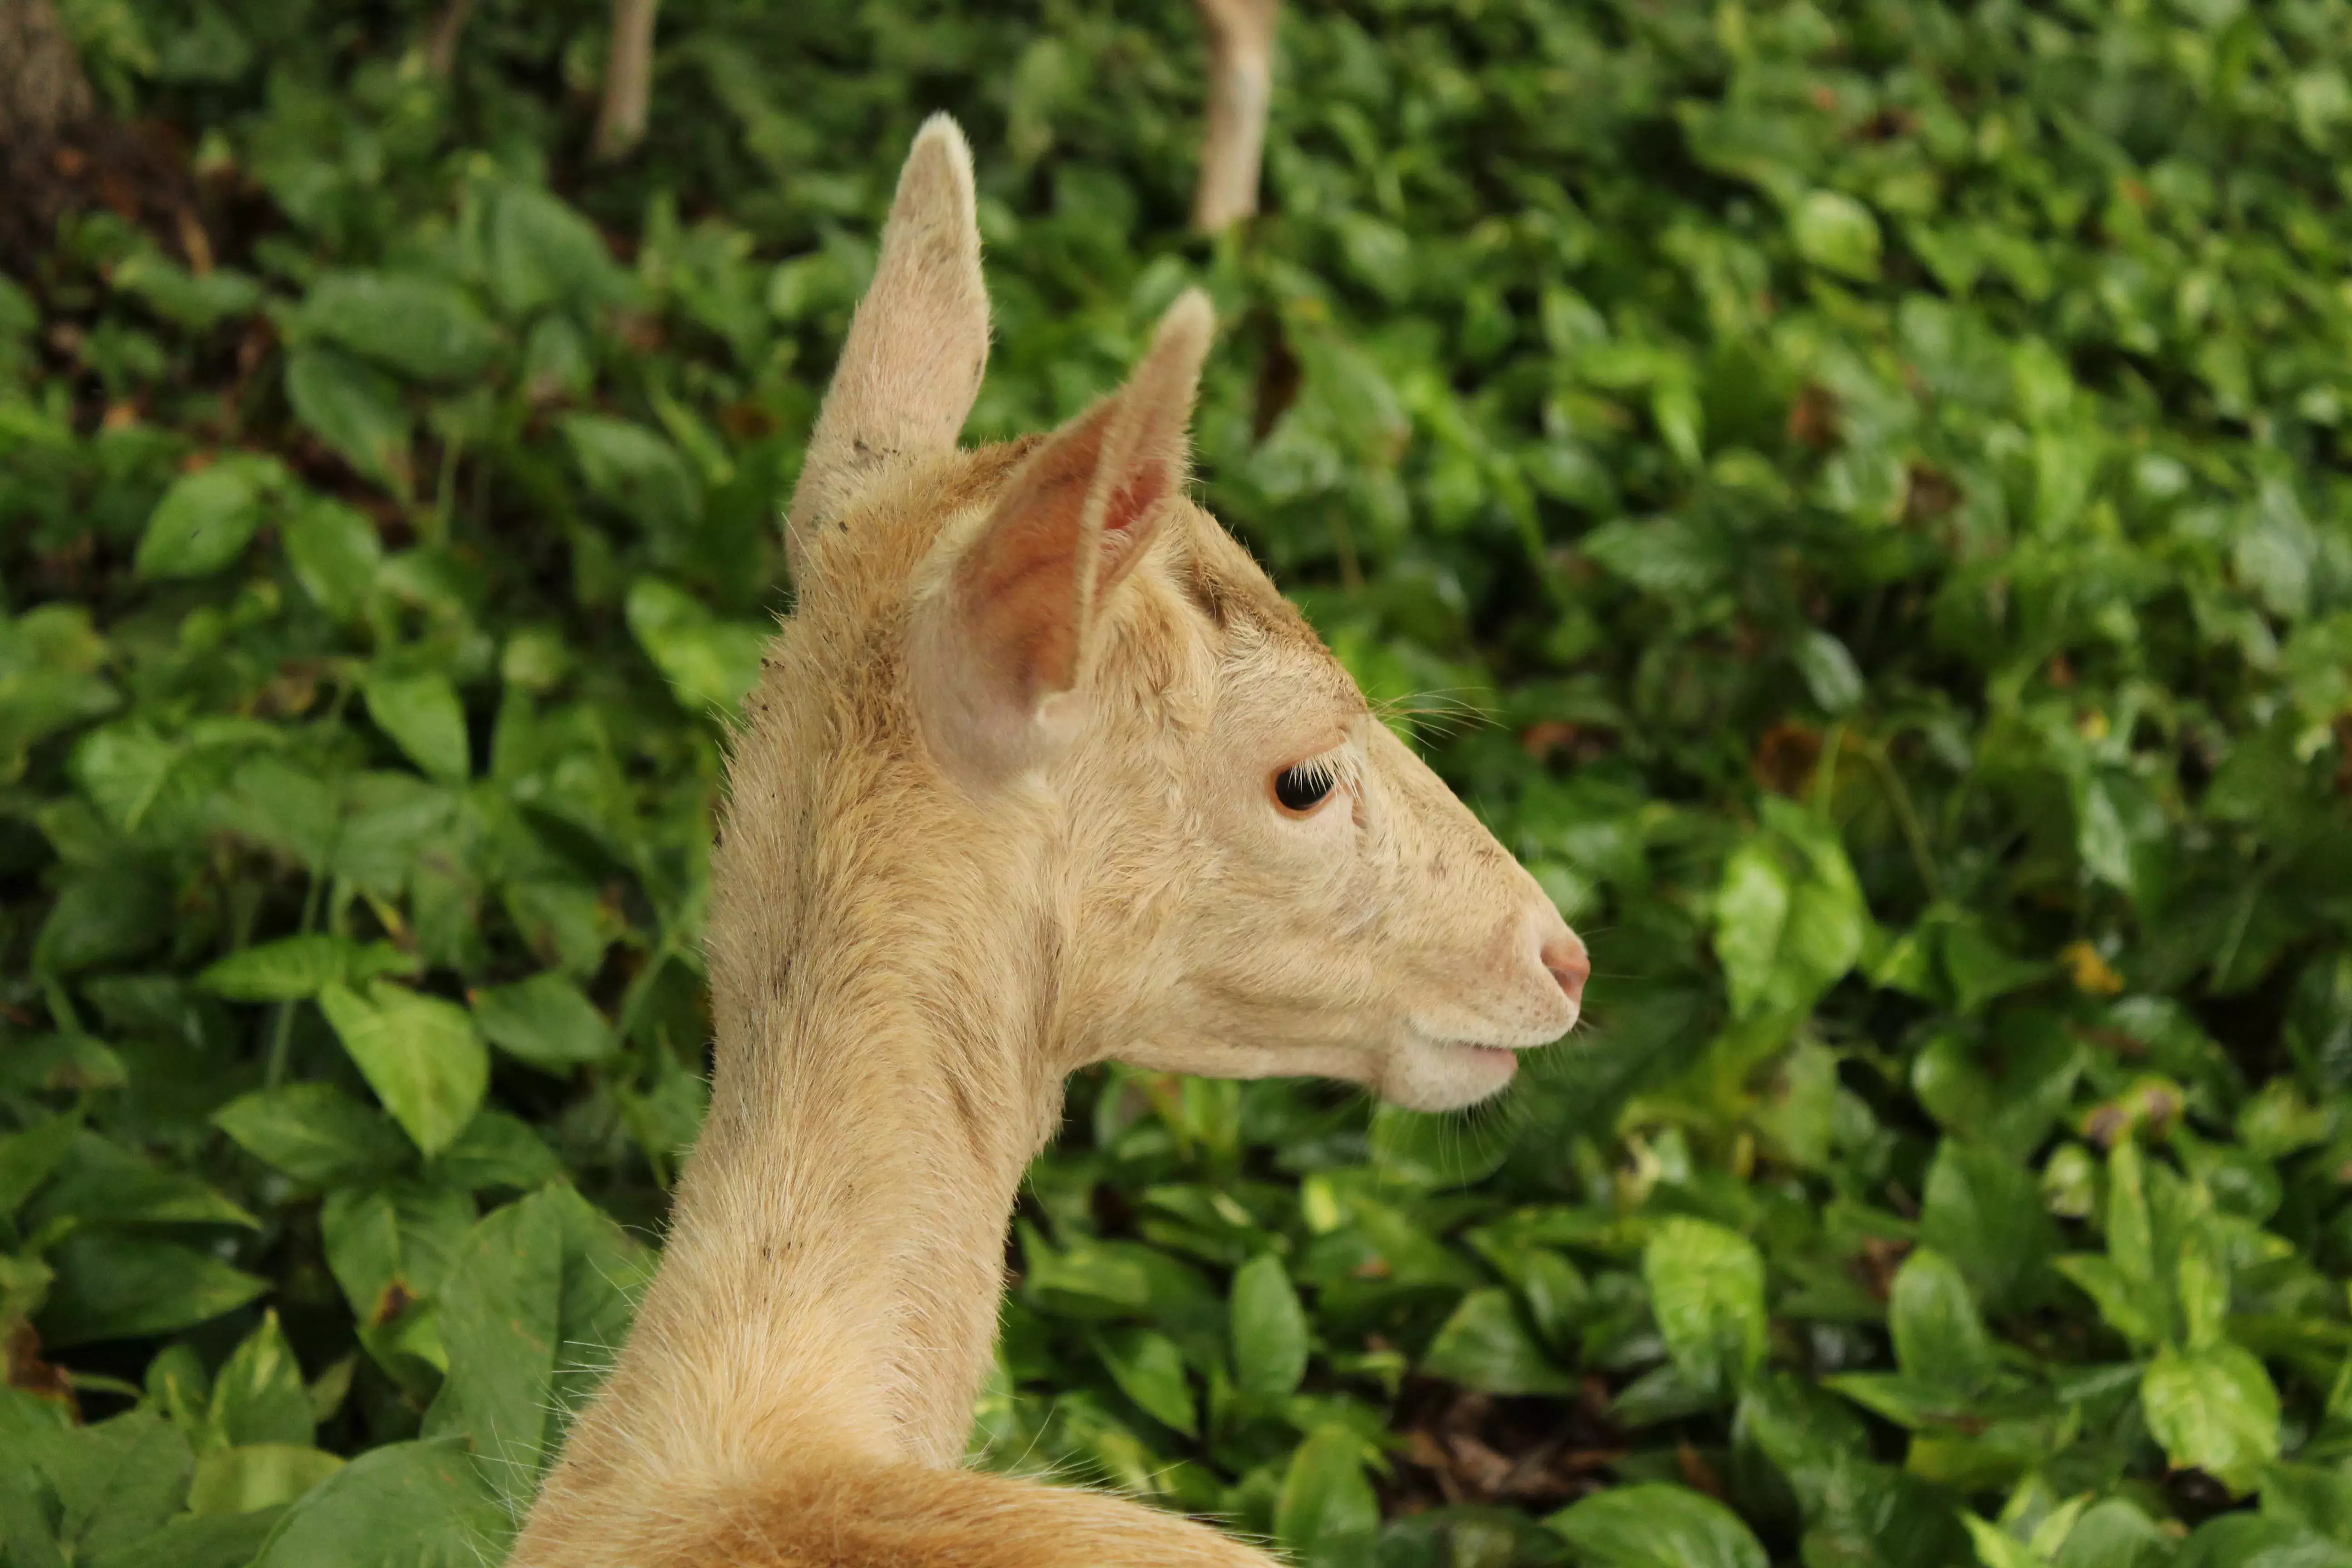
[1541,931,1590,1008]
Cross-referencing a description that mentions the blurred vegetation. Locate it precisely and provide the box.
[6,0,2352,1564]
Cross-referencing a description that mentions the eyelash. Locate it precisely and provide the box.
[1272,755,1341,815]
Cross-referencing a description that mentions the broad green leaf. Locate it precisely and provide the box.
[624,578,763,715]
[318,981,489,1157]
[135,466,260,579]
[1887,1249,1996,1397]
[284,346,412,494]
[488,184,627,318]
[34,862,169,971]
[1961,1514,2045,1568]
[2141,1344,2281,1495]
[0,603,119,775]
[299,271,498,383]
[1794,629,1865,715]
[206,1312,314,1451]
[362,671,470,784]
[0,1114,79,1216]
[1792,190,1882,281]
[1421,1287,1578,1396]
[564,417,701,537]
[187,1445,344,1515]
[469,973,617,1072]
[2053,1499,2175,1568]
[2174,1515,2352,1568]
[1642,1217,1767,1395]
[37,1232,267,1347]
[99,1508,287,1568]
[29,1133,257,1229]
[247,1438,509,1568]
[1367,1102,1513,1189]
[34,1409,192,1562]
[112,251,262,329]
[1229,1252,1309,1400]
[421,1195,561,1502]
[2052,1255,2160,1348]
[215,1084,411,1186]
[1715,801,1868,1021]
[433,1110,562,1193]
[1093,1326,1196,1436]
[1920,1139,2057,1315]
[1715,839,1793,1019]
[1547,1483,1769,1568]
[1274,1425,1379,1568]
[281,498,383,622]
[198,933,415,1002]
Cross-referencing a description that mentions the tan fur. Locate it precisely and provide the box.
[511,117,1587,1568]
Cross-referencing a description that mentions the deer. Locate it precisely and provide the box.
[507,115,1589,1568]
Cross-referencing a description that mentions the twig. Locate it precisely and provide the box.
[1192,0,1279,233]
[424,0,475,79]
[592,0,662,163]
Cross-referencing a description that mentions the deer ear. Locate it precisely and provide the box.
[785,114,990,583]
[914,289,1214,781]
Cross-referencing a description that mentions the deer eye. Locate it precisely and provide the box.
[1272,759,1338,815]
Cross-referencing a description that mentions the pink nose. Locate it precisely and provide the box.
[1542,931,1590,1007]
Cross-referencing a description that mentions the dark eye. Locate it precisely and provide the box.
[1273,759,1337,815]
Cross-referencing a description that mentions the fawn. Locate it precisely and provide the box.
[509,116,1588,1568]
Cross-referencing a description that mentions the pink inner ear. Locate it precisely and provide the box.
[1102,465,1170,543]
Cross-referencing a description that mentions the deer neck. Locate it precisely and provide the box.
[560,669,1073,1494]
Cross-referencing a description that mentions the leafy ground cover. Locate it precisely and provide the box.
[6,0,2352,1564]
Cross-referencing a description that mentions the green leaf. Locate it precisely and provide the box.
[1792,190,1883,281]
[1642,1217,1767,1396]
[564,417,701,538]
[186,1445,344,1516]
[1887,1248,1997,1397]
[469,973,617,1072]
[135,467,261,579]
[422,1195,561,1499]
[34,1409,193,1563]
[0,1114,80,1216]
[2140,1343,2281,1495]
[206,1312,315,1451]
[1421,1287,1579,1396]
[247,1438,509,1568]
[29,1133,257,1229]
[38,1232,266,1346]
[623,578,763,715]
[1229,1252,1309,1400]
[281,498,383,622]
[2053,1499,2176,1568]
[2053,1255,2161,1349]
[1715,800,1869,1021]
[1547,1483,1769,1568]
[1794,629,1865,715]
[1274,1425,1379,1568]
[299,271,498,383]
[1367,1102,1514,1189]
[487,185,627,318]
[318,981,489,1158]
[215,1085,411,1186]
[198,933,416,1002]
[1920,1139,2057,1316]
[362,671,470,784]
[432,1110,561,1193]
[1961,1514,2046,1568]
[284,346,413,495]
[1093,1326,1196,1437]
[98,1508,288,1568]
[34,863,169,971]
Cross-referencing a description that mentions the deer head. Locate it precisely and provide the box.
[766,116,1586,1114]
